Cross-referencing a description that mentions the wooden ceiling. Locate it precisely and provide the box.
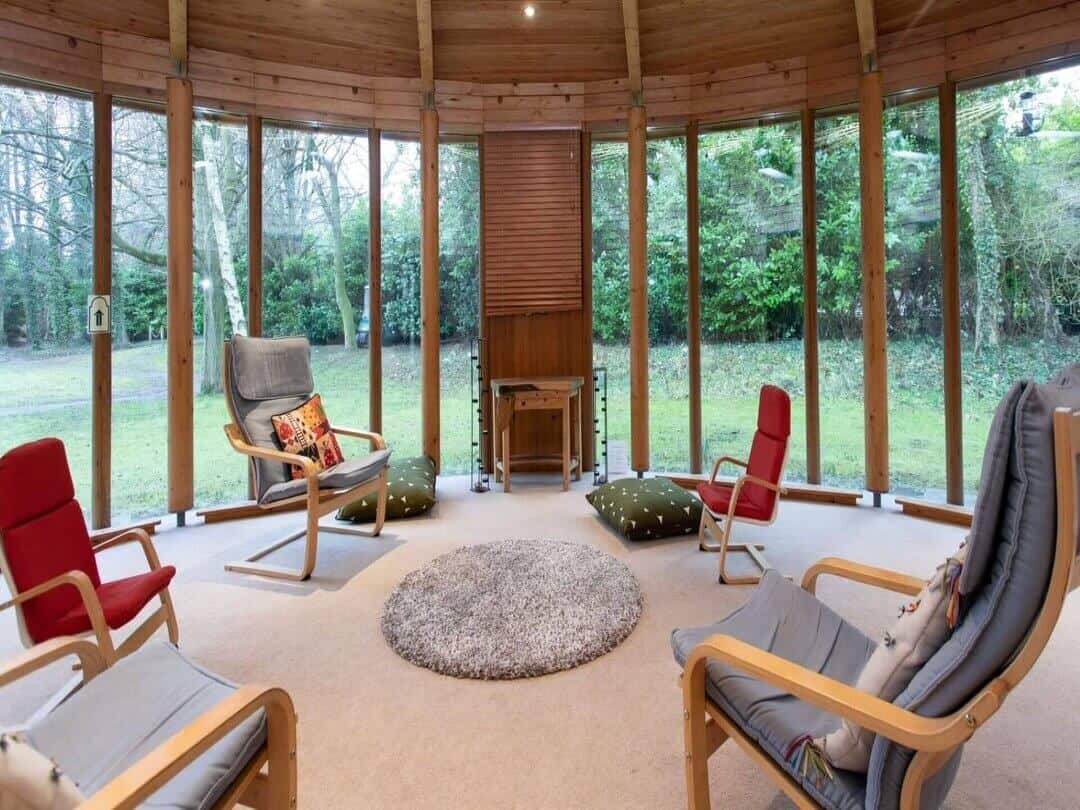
[7,0,1028,82]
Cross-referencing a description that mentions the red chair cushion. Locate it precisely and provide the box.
[756,385,792,441]
[50,566,176,638]
[0,438,75,531]
[695,481,773,522]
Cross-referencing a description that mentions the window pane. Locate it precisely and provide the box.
[815,112,864,489]
[958,66,1080,499]
[647,135,689,471]
[193,114,248,507]
[699,122,806,481]
[439,139,480,475]
[0,84,94,515]
[112,104,168,522]
[381,136,422,457]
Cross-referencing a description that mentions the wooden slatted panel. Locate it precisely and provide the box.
[483,131,582,316]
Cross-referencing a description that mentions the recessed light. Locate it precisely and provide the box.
[523,4,536,18]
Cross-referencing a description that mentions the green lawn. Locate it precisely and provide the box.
[2,335,1076,522]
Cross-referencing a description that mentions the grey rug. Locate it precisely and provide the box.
[381,539,643,679]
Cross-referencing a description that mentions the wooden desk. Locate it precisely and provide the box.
[491,376,584,492]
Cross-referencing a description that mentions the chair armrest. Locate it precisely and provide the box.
[802,557,925,597]
[0,636,108,689]
[708,456,748,483]
[330,424,388,450]
[683,633,996,752]
[223,424,318,481]
[736,473,784,494]
[81,685,297,810]
[93,528,165,572]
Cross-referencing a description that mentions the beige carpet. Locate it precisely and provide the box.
[3,475,1079,809]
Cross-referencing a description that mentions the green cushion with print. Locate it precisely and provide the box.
[586,477,702,540]
[336,455,436,522]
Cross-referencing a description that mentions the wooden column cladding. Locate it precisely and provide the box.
[628,105,648,474]
[420,109,440,471]
[580,129,594,473]
[940,81,963,505]
[247,114,262,337]
[801,107,821,485]
[686,122,702,475]
[167,77,194,517]
[91,93,112,530]
[369,128,383,436]
[859,71,888,497]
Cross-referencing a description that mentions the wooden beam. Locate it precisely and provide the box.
[687,121,702,475]
[853,0,877,72]
[581,129,595,473]
[896,497,973,528]
[628,104,649,473]
[168,0,187,76]
[416,0,434,99]
[167,77,194,517]
[369,128,383,436]
[940,82,964,506]
[91,93,112,530]
[247,115,262,337]
[801,107,821,485]
[664,475,863,507]
[621,0,643,99]
[420,108,440,471]
[90,519,161,546]
[859,70,888,498]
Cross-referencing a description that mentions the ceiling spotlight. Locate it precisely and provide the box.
[523,4,536,18]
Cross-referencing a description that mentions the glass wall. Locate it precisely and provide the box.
[112,103,168,521]
[699,121,806,481]
[380,135,422,457]
[958,64,1080,499]
[814,112,864,489]
[439,139,480,475]
[646,135,689,471]
[262,122,371,456]
[0,83,94,514]
[884,95,946,498]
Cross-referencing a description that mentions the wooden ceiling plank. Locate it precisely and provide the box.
[621,0,643,98]
[854,0,878,71]
[169,0,187,76]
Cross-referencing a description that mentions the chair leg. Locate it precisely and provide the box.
[700,510,767,585]
[683,662,713,810]
[161,588,180,646]
[371,469,388,537]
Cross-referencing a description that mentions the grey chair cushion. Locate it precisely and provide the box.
[672,570,876,810]
[866,364,1080,810]
[261,448,391,505]
[27,641,266,810]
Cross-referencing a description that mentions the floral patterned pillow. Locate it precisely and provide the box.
[270,393,345,479]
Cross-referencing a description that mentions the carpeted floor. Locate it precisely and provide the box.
[2,475,1079,809]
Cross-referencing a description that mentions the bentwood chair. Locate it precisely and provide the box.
[222,335,390,581]
[674,366,1080,810]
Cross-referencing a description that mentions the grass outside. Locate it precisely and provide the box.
[2,335,1076,521]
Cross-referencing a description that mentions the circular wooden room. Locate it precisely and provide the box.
[1,2,1080,809]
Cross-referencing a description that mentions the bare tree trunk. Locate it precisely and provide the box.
[965,138,1003,356]
[309,136,356,348]
[198,129,247,336]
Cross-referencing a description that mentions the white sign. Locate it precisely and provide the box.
[87,295,110,335]
[608,440,629,475]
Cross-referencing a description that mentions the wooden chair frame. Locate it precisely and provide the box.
[698,451,788,585]
[0,637,297,810]
[680,406,1080,810]
[221,346,389,582]
[0,527,179,667]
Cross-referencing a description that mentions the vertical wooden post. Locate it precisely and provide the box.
[91,93,112,529]
[580,129,594,473]
[801,107,821,485]
[421,109,440,471]
[628,105,649,474]
[940,81,963,505]
[368,128,383,436]
[686,122,702,475]
[247,114,262,337]
[167,77,194,519]
[859,71,888,499]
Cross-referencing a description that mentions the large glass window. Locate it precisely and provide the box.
[699,121,806,481]
[112,103,168,522]
[958,65,1080,499]
[0,84,94,514]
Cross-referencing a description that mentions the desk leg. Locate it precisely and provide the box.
[492,390,501,484]
[502,420,512,493]
[574,390,583,481]
[562,396,571,491]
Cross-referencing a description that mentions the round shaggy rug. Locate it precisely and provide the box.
[381,539,643,679]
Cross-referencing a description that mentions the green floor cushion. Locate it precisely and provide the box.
[586,477,702,540]
[336,455,436,522]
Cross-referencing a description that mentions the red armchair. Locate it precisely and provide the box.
[697,385,790,584]
[0,438,178,665]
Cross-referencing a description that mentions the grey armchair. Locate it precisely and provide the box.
[223,335,390,581]
[674,366,1080,810]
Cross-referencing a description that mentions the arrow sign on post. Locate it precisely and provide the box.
[87,295,111,335]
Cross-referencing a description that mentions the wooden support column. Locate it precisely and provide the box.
[940,81,963,505]
[91,93,112,529]
[687,122,702,475]
[801,107,821,485]
[420,108,440,471]
[167,77,194,519]
[247,114,262,337]
[859,71,888,499]
[369,128,383,436]
[581,129,595,473]
[628,105,649,474]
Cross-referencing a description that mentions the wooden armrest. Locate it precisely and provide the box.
[709,456,748,484]
[93,528,165,572]
[330,424,388,450]
[801,557,925,597]
[683,634,994,752]
[737,473,783,494]
[0,636,108,690]
[81,685,297,810]
[223,424,318,480]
